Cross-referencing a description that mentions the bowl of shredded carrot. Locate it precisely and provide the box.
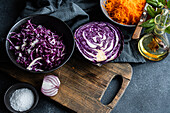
[100,0,146,27]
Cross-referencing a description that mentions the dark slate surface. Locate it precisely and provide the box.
[0,0,170,113]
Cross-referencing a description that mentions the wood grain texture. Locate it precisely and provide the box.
[0,57,132,113]
[132,10,147,39]
[132,21,143,39]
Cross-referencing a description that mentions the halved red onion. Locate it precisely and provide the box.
[41,75,60,97]
[74,22,124,66]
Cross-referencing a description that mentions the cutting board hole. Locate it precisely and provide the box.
[101,75,122,105]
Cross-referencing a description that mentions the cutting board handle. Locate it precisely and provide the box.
[0,61,132,113]
[107,76,130,109]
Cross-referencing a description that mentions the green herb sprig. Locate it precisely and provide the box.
[140,0,170,33]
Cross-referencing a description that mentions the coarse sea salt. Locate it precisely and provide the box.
[10,88,34,112]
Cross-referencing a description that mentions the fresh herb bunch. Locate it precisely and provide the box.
[140,0,170,33]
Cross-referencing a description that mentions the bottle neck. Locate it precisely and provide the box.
[154,24,165,35]
[154,9,169,35]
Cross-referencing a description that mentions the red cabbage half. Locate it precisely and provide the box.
[74,22,124,66]
[7,20,65,72]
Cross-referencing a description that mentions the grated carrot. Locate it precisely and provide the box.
[104,0,146,25]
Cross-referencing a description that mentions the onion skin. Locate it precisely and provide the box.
[41,75,60,97]
[74,22,124,66]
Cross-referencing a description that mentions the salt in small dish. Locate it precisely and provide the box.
[4,83,39,113]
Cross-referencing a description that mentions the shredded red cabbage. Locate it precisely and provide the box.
[8,20,65,72]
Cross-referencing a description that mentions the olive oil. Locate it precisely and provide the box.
[138,9,170,61]
[138,33,169,61]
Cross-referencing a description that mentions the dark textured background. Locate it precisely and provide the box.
[0,0,170,113]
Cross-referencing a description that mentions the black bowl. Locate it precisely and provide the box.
[6,15,75,73]
[4,83,39,113]
[100,0,136,27]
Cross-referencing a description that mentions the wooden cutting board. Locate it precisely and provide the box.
[0,55,132,113]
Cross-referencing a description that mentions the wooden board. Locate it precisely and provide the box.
[0,56,132,113]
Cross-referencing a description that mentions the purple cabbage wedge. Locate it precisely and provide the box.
[74,22,124,66]
[7,20,65,72]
